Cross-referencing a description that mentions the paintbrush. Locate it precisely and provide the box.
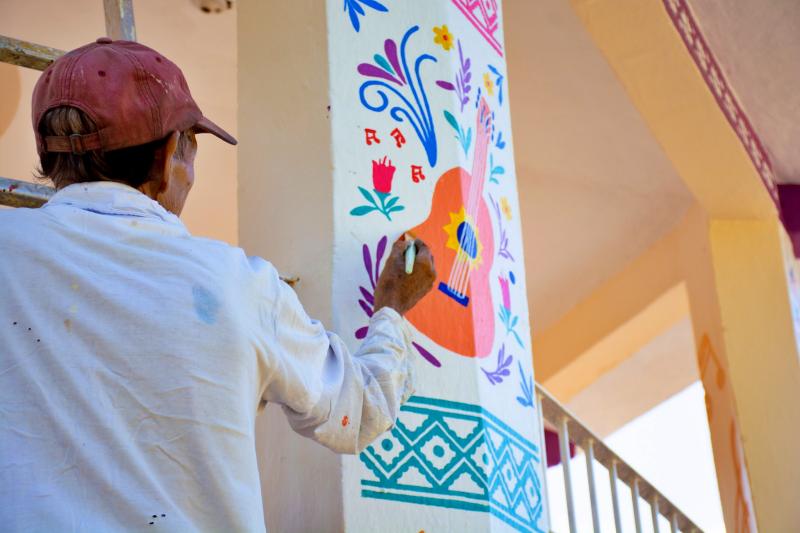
[404,233,416,274]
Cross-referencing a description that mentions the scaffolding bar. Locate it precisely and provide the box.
[0,35,63,71]
[103,0,137,41]
[0,177,53,208]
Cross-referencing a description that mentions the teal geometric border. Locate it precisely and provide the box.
[360,396,546,533]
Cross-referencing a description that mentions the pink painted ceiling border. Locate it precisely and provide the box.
[662,0,779,206]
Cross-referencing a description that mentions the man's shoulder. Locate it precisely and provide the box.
[0,206,47,236]
[184,235,280,282]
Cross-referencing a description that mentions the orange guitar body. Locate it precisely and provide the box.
[405,166,495,358]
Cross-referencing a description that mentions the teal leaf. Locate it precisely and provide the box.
[388,205,405,213]
[374,54,395,75]
[511,315,518,328]
[443,110,459,132]
[494,166,505,175]
[513,331,525,348]
[358,186,378,206]
[350,205,376,216]
[384,196,400,210]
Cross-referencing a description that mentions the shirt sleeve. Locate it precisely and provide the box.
[252,261,415,454]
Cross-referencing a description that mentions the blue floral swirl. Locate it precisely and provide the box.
[358,26,438,167]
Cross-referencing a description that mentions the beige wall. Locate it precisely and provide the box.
[0,0,238,244]
[237,2,340,531]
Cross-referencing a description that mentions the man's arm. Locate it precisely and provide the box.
[254,240,435,454]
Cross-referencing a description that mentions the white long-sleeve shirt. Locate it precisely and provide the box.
[0,181,414,532]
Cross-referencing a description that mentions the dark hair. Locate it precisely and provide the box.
[36,106,191,190]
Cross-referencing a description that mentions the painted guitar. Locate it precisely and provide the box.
[404,98,495,358]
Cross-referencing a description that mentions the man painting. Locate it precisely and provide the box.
[0,39,435,531]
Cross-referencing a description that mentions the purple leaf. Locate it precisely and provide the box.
[359,286,374,305]
[362,243,373,288]
[436,80,455,91]
[355,326,369,339]
[358,299,373,317]
[375,236,387,283]
[357,63,402,85]
[500,369,511,376]
[464,58,471,71]
[384,39,406,84]
[413,342,441,367]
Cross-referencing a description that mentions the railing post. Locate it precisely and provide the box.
[670,512,679,533]
[535,392,551,526]
[632,477,643,533]
[609,460,623,533]
[585,439,601,533]
[651,495,661,533]
[558,416,577,533]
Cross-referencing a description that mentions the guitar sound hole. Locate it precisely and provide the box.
[456,222,478,259]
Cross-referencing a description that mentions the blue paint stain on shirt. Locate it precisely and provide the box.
[192,285,220,325]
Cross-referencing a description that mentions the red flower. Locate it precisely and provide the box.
[372,156,396,194]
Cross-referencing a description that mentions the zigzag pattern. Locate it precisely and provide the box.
[360,396,545,533]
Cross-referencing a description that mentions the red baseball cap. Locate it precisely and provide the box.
[32,37,236,156]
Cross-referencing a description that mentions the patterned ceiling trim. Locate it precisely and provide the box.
[663,0,779,206]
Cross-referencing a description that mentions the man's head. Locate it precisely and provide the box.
[32,38,236,215]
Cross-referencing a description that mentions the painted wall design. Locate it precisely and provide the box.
[360,396,545,533]
[696,334,756,533]
[327,1,547,531]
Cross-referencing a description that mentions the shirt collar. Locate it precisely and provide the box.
[45,181,188,232]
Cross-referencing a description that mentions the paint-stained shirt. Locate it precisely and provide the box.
[0,181,415,532]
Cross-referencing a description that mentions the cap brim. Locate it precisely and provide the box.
[195,116,237,145]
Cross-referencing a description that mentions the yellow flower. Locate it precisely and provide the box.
[500,197,512,220]
[483,72,495,96]
[433,25,454,51]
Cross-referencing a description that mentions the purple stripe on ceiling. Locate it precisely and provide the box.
[778,184,800,257]
[663,0,778,203]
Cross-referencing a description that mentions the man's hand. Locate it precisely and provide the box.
[373,238,436,316]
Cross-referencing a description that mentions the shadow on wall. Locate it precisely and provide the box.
[0,63,21,138]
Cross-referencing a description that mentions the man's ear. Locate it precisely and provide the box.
[158,131,181,194]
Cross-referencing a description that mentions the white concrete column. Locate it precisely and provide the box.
[239,2,548,531]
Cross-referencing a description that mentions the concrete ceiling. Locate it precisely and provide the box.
[688,0,800,185]
[567,317,698,437]
[504,0,695,332]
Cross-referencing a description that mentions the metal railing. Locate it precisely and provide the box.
[536,384,703,532]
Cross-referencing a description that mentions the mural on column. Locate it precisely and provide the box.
[328,1,548,531]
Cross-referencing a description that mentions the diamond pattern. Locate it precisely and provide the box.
[360,396,545,533]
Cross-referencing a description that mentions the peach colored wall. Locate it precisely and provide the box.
[0,0,238,244]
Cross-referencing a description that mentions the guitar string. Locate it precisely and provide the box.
[447,133,482,294]
[448,110,489,297]
[448,108,489,296]
[453,107,490,294]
